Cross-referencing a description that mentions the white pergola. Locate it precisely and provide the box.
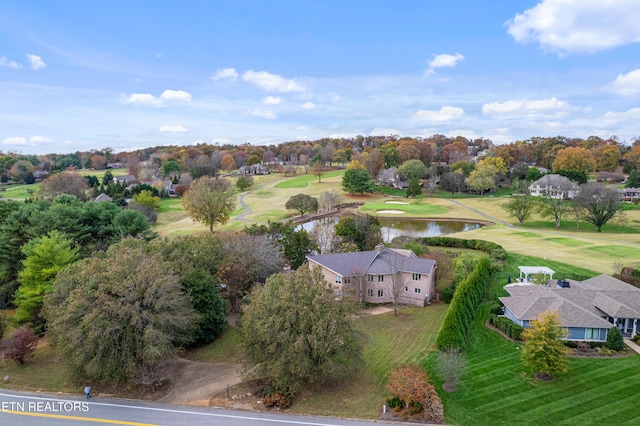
[518,266,555,283]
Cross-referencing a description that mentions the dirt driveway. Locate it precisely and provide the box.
[158,358,242,407]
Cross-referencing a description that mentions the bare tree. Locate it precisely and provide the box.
[319,190,343,212]
[537,177,575,227]
[379,249,411,316]
[308,218,340,254]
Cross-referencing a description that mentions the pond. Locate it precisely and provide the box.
[297,216,483,242]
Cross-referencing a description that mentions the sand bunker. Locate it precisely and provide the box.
[385,201,409,205]
[377,209,404,214]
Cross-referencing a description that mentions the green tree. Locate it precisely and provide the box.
[335,213,382,251]
[133,190,161,210]
[240,267,363,396]
[102,170,114,186]
[182,177,236,232]
[405,177,422,198]
[44,239,196,383]
[14,230,79,332]
[285,194,319,217]
[112,209,155,240]
[606,326,624,351]
[626,169,640,188]
[160,159,182,178]
[467,163,497,195]
[521,310,569,379]
[244,221,316,269]
[236,175,253,191]
[341,168,375,195]
[9,160,35,183]
[398,159,427,180]
[525,167,543,182]
[503,179,537,226]
[573,184,623,232]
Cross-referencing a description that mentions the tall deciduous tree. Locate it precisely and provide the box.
[39,171,89,201]
[14,230,79,332]
[45,239,196,383]
[573,184,623,232]
[467,163,497,195]
[552,147,596,174]
[182,177,236,232]
[397,159,427,181]
[285,194,319,217]
[240,267,363,395]
[160,159,182,178]
[221,154,237,172]
[521,310,569,379]
[503,179,537,226]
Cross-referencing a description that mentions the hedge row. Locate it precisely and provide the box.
[488,314,523,340]
[420,236,507,268]
[435,257,492,351]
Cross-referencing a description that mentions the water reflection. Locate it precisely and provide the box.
[298,216,482,242]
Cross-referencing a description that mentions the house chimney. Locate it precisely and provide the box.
[375,243,385,252]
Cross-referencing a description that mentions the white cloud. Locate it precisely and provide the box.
[262,96,281,105]
[416,106,465,122]
[601,107,640,124]
[370,128,401,136]
[425,53,464,75]
[0,57,21,69]
[242,70,305,92]
[506,0,640,54]
[26,54,46,70]
[160,89,192,102]
[123,93,162,106]
[301,102,315,110]
[29,136,52,143]
[2,137,27,145]
[606,69,640,96]
[211,68,239,81]
[482,97,569,117]
[159,125,188,133]
[249,109,277,119]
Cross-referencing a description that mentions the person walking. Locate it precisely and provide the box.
[84,385,91,399]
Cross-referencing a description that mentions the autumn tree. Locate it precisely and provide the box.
[552,147,596,174]
[133,190,161,210]
[14,230,79,332]
[240,267,363,396]
[10,160,35,183]
[38,170,89,201]
[573,184,623,232]
[467,162,497,195]
[45,239,196,383]
[597,144,621,172]
[285,193,319,217]
[91,155,107,170]
[386,363,443,422]
[310,160,325,182]
[521,310,569,379]
[182,177,236,232]
[0,326,38,364]
[335,213,382,251]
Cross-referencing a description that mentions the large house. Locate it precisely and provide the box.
[306,246,436,307]
[500,274,640,342]
[528,174,579,199]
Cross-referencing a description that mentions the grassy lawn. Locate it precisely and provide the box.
[360,200,448,216]
[0,183,40,200]
[274,171,345,189]
[185,326,245,364]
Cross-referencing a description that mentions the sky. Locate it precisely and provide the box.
[2,0,640,155]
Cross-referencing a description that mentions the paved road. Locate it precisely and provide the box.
[0,390,407,426]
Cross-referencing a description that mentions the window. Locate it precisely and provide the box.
[367,275,374,282]
[335,275,342,284]
[367,289,374,297]
[344,277,351,284]
[377,275,384,283]
[404,286,409,292]
[414,288,421,294]
[412,273,422,281]
[585,328,599,340]
[377,289,384,298]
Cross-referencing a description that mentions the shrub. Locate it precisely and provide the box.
[0,326,38,364]
[489,302,503,316]
[421,236,507,269]
[564,340,578,349]
[606,327,625,351]
[386,396,404,411]
[262,392,291,409]
[490,315,524,340]
[442,284,456,304]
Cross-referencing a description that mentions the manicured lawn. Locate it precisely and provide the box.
[274,171,345,188]
[426,303,640,426]
[185,326,245,364]
[0,183,40,200]
[360,200,448,216]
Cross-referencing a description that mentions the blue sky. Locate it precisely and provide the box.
[2,0,640,154]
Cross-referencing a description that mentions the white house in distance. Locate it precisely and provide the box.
[528,174,579,199]
[306,245,436,307]
[500,274,640,342]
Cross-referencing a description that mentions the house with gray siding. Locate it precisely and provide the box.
[500,274,640,342]
[306,246,436,307]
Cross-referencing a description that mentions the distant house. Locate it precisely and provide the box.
[500,274,640,342]
[106,162,125,169]
[94,193,113,202]
[620,187,640,202]
[528,174,579,199]
[33,170,49,182]
[238,164,270,175]
[113,175,137,185]
[377,167,408,189]
[306,246,436,307]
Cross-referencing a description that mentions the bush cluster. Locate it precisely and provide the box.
[441,284,456,304]
[488,314,523,340]
[420,236,506,268]
[606,327,625,351]
[435,258,493,351]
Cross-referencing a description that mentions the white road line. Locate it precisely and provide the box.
[0,393,345,425]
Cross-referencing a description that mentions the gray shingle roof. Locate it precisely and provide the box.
[307,248,435,277]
